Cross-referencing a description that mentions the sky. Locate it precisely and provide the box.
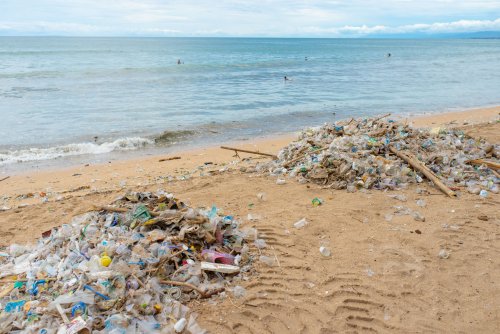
[1,0,499,37]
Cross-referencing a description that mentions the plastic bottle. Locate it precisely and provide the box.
[293,218,309,229]
[319,246,331,257]
[174,318,187,333]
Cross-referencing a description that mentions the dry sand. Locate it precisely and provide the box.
[0,106,499,333]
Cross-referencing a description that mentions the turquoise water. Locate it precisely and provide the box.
[0,37,499,167]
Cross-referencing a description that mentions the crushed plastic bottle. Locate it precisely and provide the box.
[293,218,309,229]
[259,255,276,266]
[174,318,187,333]
[254,239,267,249]
[319,246,331,257]
[416,199,426,207]
[233,285,247,298]
[438,249,450,259]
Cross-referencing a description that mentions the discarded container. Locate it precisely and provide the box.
[312,197,323,206]
[174,318,187,333]
[201,262,240,274]
[233,285,247,298]
[293,218,309,229]
[259,255,276,266]
[319,246,331,257]
[416,199,426,207]
[438,249,450,259]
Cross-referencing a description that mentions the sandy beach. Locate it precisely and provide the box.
[0,106,499,333]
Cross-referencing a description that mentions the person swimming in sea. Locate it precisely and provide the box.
[284,76,291,82]
[386,53,391,57]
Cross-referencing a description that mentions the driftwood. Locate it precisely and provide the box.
[0,176,10,182]
[159,156,181,162]
[283,147,328,168]
[92,205,129,213]
[389,146,456,198]
[373,113,392,123]
[220,146,278,159]
[160,280,224,298]
[466,159,500,170]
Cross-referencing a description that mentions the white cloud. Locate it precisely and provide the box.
[302,18,500,36]
[0,1,499,36]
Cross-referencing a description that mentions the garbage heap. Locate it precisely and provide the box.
[261,116,499,195]
[0,191,255,333]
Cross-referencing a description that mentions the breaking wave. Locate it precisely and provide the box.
[0,137,154,165]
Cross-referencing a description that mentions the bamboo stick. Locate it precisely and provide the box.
[158,156,181,162]
[373,113,392,123]
[283,147,328,168]
[220,146,278,159]
[466,159,500,170]
[92,205,129,213]
[389,146,456,198]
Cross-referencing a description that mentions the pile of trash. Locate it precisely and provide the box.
[261,116,499,195]
[0,191,255,333]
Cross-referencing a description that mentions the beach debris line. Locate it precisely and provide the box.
[0,190,260,333]
[158,156,181,162]
[220,146,278,159]
[260,115,499,197]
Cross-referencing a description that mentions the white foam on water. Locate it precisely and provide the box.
[0,137,154,165]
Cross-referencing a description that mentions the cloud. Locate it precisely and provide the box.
[0,1,499,36]
[303,18,500,37]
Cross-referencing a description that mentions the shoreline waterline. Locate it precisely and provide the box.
[1,105,498,177]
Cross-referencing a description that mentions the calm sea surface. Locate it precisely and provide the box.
[1,37,499,169]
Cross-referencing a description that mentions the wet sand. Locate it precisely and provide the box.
[0,105,499,333]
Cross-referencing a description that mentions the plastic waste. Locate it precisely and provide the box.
[311,197,323,206]
[438,249,450,259]
[293,218,309,229]
[0,190,260,333]
[319,246,331,257]
[200,262,240,274]
[233,285,246,298]
[416,199,426,207]
[256,116,498,197]
[254,239,267,249]
[259,255,276,266]
[174,318,187,333]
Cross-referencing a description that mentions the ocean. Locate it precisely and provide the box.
[1,37,499,170]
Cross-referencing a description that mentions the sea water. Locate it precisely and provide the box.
[1,37,499,169]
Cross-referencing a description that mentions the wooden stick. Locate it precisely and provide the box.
[160,280,224,298]
[373,113,392,123]
[283,147,328,168]
[220,146,278,159]
[466,159,500,170]
[130,273,146,289]
[92,205,129,213]
[0,176,10,182]
[389,146,456,198]
[491,169,500,178]
[159,156,181,162]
